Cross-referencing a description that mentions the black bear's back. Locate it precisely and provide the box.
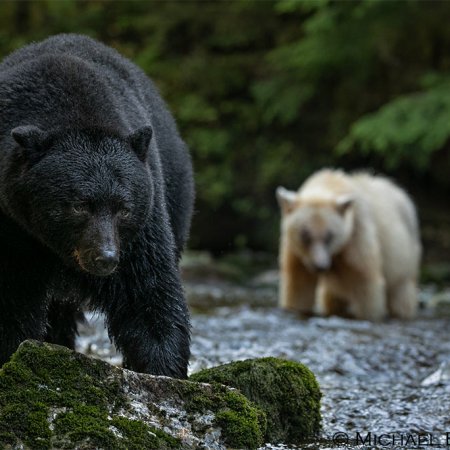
[0,33,185,147]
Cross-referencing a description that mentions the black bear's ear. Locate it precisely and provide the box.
[11,125,46,150]
[129,126,153,162]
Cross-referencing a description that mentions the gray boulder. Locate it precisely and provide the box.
[0,340,264,449]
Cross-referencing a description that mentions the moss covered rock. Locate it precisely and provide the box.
[0,340,265,449]
[190,357,322,444]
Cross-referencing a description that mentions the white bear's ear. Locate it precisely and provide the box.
[335,195,353,215]
[129,126,153,162]
[11,125,46,150]
[276,186,298,214]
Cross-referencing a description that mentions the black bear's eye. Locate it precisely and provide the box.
[119,209,131,219]
[72,205,88,215]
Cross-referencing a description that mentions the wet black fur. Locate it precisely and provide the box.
[0,34,194,377]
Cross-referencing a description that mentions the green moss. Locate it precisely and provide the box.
[214,391,265,449]
[51,407,180,450]
[0,402,52,450]
[0,340,180,450]
[0,341,271,450]
[52,404,116,449]
[181,378,266,449]
[190,357,322,444]
[0,340,122,412]
[111,417,181,449]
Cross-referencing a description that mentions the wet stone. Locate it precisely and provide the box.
[0,341,267,450]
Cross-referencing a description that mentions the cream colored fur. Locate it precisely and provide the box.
[277,169,421,321]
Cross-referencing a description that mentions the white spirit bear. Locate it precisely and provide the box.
[276,169,421,321]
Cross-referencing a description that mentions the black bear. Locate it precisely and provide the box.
[0,34,194,378]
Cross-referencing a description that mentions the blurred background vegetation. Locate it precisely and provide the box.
[1,0,449,265]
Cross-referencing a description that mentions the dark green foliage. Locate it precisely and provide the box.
[190,357,322,444]
[1,1,449,251]
[339,76,450,171]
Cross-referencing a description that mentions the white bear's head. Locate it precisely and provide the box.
[276,186,354,273]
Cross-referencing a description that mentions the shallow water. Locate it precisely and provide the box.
[76,272,450,449]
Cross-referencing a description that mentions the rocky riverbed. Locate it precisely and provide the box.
[76,254,450,449]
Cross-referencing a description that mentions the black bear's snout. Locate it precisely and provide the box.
[75,246,119,277]
[92,249,119,276]
[75,215,121,276]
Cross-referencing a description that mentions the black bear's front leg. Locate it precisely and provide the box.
[0,300,48,366]
[119,295,190,378]
[44,269,87,350]
[99,232,190,378]
[0,248,50,366]
[104,268,190,378]
[45,299,83,350]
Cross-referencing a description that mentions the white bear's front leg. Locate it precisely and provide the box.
[279,248,317,314]
[316,281,348,317]
[349,275,387,321]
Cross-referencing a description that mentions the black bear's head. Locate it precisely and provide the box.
[9,125,153,276]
